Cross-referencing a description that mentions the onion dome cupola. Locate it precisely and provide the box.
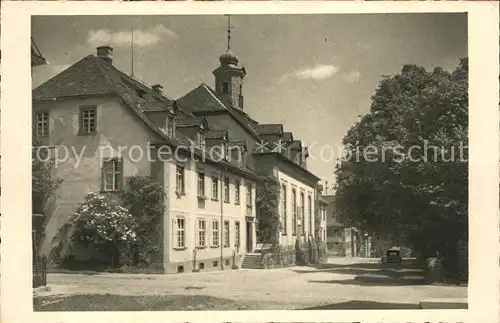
[212,15,246,110]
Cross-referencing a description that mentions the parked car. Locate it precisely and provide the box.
[381,246,402,268]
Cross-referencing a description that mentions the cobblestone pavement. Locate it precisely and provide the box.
[36,257,467,310]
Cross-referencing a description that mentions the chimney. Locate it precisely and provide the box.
[152,84,163,94]
[97,46,113,64]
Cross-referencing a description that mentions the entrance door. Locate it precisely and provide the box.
[246,221,253,253]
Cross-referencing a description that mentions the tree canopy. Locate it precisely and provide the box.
[334,59,468,268]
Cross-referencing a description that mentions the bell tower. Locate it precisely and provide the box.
[213,15,246,110]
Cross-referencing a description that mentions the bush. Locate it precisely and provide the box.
[70,192,138,267]
[425,257,444,283]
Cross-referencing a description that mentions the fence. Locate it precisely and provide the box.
[33,254,48,288]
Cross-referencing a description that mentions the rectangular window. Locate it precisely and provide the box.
[234,180,241,205]
[197,172,205,197]
[308,195,313,236]
[224,177,230,203]
[221,141,228,159]
[224,221,230,247]
[235,221,240,247]
[35,111,49,137]
[292,188,297,235]
[246,183,253,207]
[175,217,185,248]
[281,184,287,235]
[176,165,185,194]
[197,132,205,150]
[197,219,206,247]
[165,114,175,138]
[80,106,97,134]
[211,176,218,200]
[222,82,229,93]
[212,220,219,246]
[102,158,123,191]
[300,192,305,235]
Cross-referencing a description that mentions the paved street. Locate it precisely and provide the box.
[34,257,467,310]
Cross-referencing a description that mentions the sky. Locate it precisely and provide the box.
[32,14,467,190]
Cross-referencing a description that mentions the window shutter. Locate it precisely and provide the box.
[118,157,124,190]
[100,159,105,191]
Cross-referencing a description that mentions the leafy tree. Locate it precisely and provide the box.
[32,136,63,250]
[334,59,468,278]
[70,192,138,267]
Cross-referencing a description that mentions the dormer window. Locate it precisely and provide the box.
[221,141,228,159]
[197,131,205,150]
[222,82,229,94]
[164,114,175,138]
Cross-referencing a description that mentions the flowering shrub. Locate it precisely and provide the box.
[71,192,138,266]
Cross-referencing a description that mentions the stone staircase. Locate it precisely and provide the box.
[240,253,263,269]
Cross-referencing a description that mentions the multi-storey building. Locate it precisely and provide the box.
[32,19,322,271]
[32,46,258,273]
[177,36,320,251]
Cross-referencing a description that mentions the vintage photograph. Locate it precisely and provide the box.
[29,13,470,312]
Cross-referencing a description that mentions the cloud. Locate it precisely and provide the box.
[87,25,177,48]
[342,71,361,84]
[279,64,339,83]
[295,64,339,80]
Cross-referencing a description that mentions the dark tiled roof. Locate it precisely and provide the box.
[232,107,259,127]
[177,83,261,140]
[176,83,226,113]
[33,54,177,146]
[254,124,283,135]
[228,140,247,151]
[176,116,203,128]
[205,129,228,139]
[282,132,293,142]
[32,53,260,181]
[33,56,113,99]
[33,54,172,103]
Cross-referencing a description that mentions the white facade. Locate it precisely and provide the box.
[277,170,316,247]
[156,151,257,272]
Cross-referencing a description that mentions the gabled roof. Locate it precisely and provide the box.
[33,54,173,103]
[32,52,260,182]
[32,54,177,146]
[254,124,283,135]
[176,83,262,140]
[176,83,226,113]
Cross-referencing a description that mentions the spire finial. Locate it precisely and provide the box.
[225,14,233,52]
